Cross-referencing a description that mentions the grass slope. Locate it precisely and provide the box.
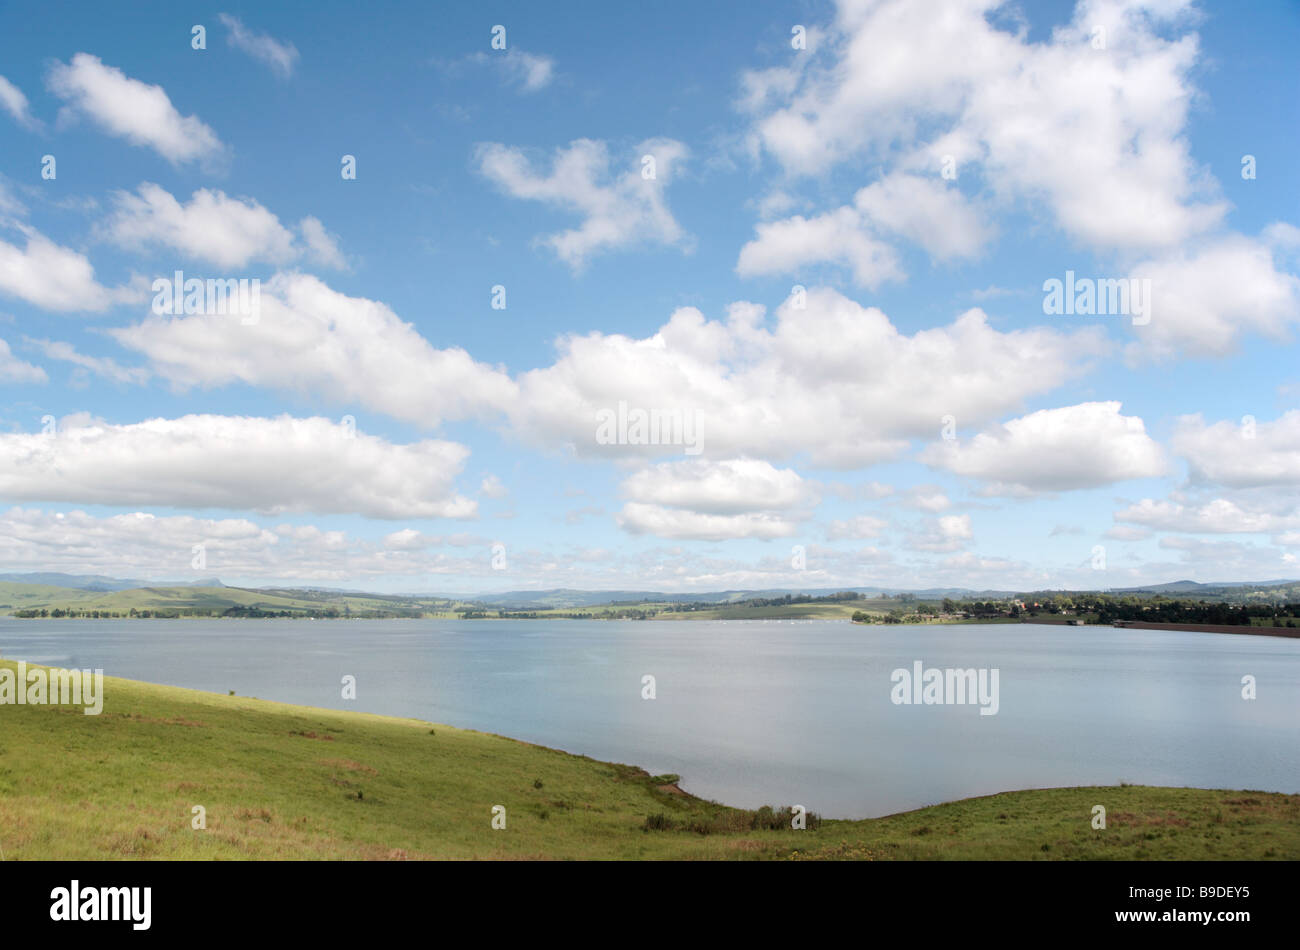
[0,659,1295,860]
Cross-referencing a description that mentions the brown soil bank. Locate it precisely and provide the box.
[1111,621,1300,639]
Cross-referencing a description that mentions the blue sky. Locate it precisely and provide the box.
[0,0,1297,593]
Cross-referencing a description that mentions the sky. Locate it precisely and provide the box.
[0,0,1297,594]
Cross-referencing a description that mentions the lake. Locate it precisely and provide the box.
[2,617,1296,819]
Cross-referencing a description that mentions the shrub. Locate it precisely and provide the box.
[643,812,674,832]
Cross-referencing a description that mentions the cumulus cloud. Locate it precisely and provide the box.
[921,401,1166,493]
[103,184,295,268]
[617,503,800,541]
[0,227,141,312]
[1114,497,1300,534]
[1172,410,1300,488]
[297,216,346,269]
[614,459,812,541]
[511,287,1107,467]
[99,184,346,270]
[854,172,991,259]
[744,0,1222,250]
[738,173,991,285]
[736,0,1300,359]
[47,54,225,166]
[477,137,689,268]
[1128,232,1300,359]
[621,458,811,514]
[0,414,477,519]
[736,206,903,288]
[908,514,972,553]
[219,14,300,78]
[111,272,516,427]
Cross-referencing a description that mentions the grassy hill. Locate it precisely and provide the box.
[0,658,1295,860]
[0,583,463,618]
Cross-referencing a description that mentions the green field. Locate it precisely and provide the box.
[1,658,1295,860]
[0,582,464,619]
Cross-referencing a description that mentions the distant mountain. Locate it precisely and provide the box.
[450,586,1020,609]
[0,573,225,592]
[1109,579,1298,594]
[0,572,149,592]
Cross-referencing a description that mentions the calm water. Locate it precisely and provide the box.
[2,618,1297,818]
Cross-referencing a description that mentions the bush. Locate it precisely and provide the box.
[643,812,674,832]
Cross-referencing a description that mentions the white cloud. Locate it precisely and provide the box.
[477,137,689,268]
[736,206,903,288]
[902,486,950,512]
[744,0,1222,251]
[1127,233,1300,358]
[740,173,991,285]
[826,515,888,540]
[472,50,555,92]
[0,227,140,312]
[853,172,991,260]
[0,507,503,582]
[620,458,811,514]
[1172,410,1300,488]
[908,514,972,553]
[479,475,509,499]
[297,216,346,269]
[1170,410,1300,491]
[0,337,47,383]
[0,74,38,129]
[1104,524,1152,542]
[1155,536,1298,579]
[511,287,1107,467]
[614,459,812,541]
[922,401,1166,493]
[0,414,477,519]
[111,272,516,427]
[103,184,296,268]
[219,14,300,78]
[47,54,226,167]
[100,184,347,271]
[26,338,147,385]
[1114,497,1300,534]
[617,503,799,541]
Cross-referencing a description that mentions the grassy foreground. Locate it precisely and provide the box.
[0,659,1296,860]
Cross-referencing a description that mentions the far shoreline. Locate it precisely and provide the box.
[7,613,1300,639]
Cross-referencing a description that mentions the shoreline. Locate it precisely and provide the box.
[1103,620,1300,639]
[0,657,1294,842]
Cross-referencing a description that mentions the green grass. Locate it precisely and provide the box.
[1,658,1296,860]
